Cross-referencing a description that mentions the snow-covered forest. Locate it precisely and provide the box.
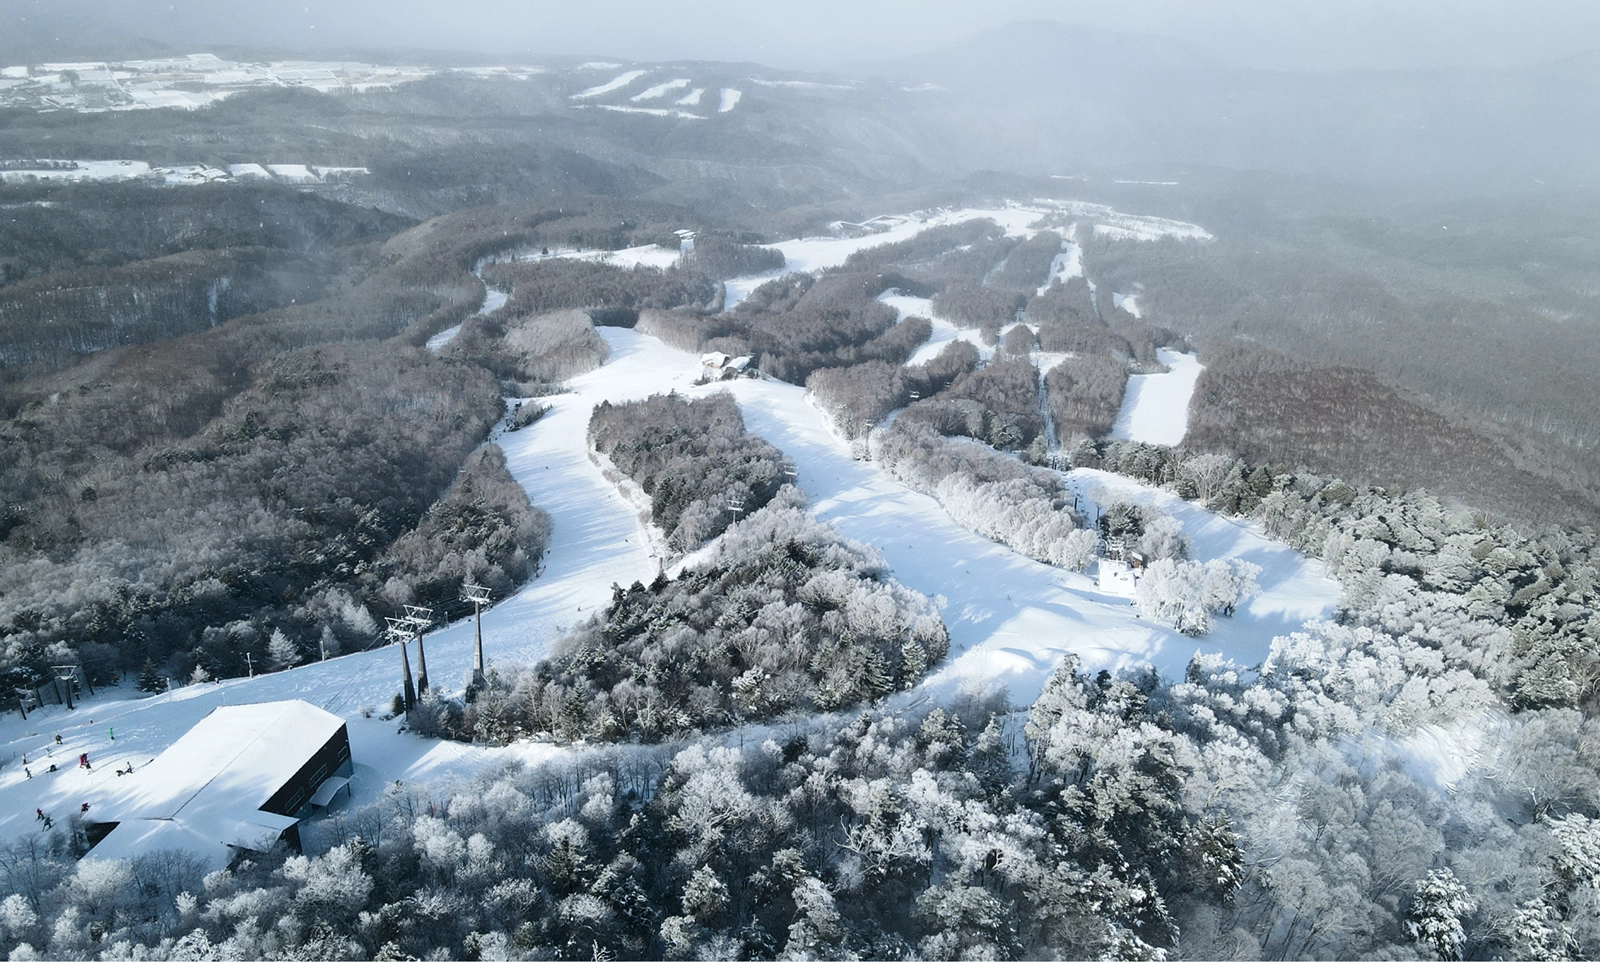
[0,32,1596,959]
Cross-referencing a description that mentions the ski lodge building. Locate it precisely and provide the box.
[84,700,352,869]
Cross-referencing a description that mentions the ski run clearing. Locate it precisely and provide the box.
[1110,348,1204,446]
[631,78,690,101]
[718,88,742,113]
[0,200,1331,854]
[569,70,647,99]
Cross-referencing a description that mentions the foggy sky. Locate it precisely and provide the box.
[5,0,1600,73]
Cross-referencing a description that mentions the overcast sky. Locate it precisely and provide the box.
[5,0,1600,73]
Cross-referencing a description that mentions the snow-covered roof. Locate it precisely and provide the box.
[86,700,345,868]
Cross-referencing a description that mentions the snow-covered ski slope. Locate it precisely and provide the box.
[0,199,1300,848]
[1110,348,1204,446]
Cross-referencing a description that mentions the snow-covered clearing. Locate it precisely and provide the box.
[426,268,507,352]
[1112,291,1142,317]
[0,160,149,184]
[1037,239,1084,295]
[721,205,1044,311]
[1026,198,1210,242]
[556,243,684,270]
[631,78,690,101]
[719,201,1207,313]
[0,160,366,187]
[705,350,1333,703]
[1063,468,1337,635]
[878,290,994,365]
[593,105,704,120]
[1109,348,1203,446]
[747,78,853,91]
[570,70,647,99]
[676,87,705,106]
[718,88,742,112]
[266,164,316,183]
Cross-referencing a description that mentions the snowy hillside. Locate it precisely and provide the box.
[0,200,1325,854]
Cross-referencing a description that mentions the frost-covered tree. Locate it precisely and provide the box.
[266,629,302,671]
[1135,558,1261,635]
[1406,869,1473,960]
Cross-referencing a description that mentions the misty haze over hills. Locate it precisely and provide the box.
[881,21,1600,195]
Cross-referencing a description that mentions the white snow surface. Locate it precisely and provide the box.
[747,78,853,90]
[593,105,704,120]
[266,164,316,183]
[1109,349,1203,447]
[0,160,150,183]
[570,70,647,99]
[721,205,1044,312]
[631,78,690,101]
[878,290,993,366]
[429,268,510,352]
[1112,292,1143,318]
[718,201,1204,314]
[1037,240,1084,295]
[675,87,705,106]
[718,88,742,112]
[556,243,684,270]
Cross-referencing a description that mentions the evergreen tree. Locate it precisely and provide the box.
[136,659,163,694]
[267,629,303,671]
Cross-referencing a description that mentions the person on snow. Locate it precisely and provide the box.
[34,808,42,821]
[78,753,90,770]
[23,768,31,779]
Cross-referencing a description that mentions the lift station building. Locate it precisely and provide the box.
[85,700,352,869]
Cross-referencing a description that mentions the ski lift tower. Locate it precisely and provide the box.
[51,665,80,710]
[384,616,419,713]
[402,606,434,696]
[462,582,493,691]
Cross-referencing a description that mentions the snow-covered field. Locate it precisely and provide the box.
[0,160,367,187]
[1110,349,1204,446]
[718,88,742,113]
[0,54,453,113]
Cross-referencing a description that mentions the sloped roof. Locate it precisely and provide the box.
[86,700,345,869]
